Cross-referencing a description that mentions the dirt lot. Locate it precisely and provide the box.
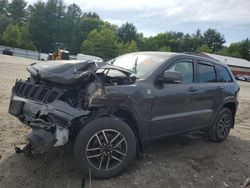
[0,54,249,188]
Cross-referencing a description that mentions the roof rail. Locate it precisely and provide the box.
[183,52,220,62]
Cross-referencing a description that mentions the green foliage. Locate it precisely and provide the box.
[78,15,103,44]
[126,40,138,53]
[216,39,250,61]
[63,3,82,54]
[192,29,203,47]
[2,24,22,47]
[1,23,35,49]
[118,22,138,44]
[81,29,100,53]
[103,22,118,33]
[30,0,87,52]
[140,29,225,54]
[159,46,171,52]
[43,0,66,50]
[67,3,82,19]
[0,15,11,35]
[216,47,231,56]
[82,12,100,19]
[28,1,48,51]
[19,25,36,50]
[228,43,242,58]
[197,44,212,53]
[0,0,8,16]
[141,32,195,52]
[81,28,119,60]
[0,0,248,62]
[202,28,225,53]
[8,0,27,24]
[119,40,138,54]
[227,39,250,61]
[141,36,159,51]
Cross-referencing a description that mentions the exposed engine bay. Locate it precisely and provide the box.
[9,60,136,153]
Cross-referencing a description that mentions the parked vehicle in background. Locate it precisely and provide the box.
[39,53,49,61]
[243,75,250,81]
[2,48,13,56]
[236,74,250,82]
[47,42,70,61]
[77,53,103,63]
[236,75,246,81]
[0,45,40,60]
[8,52,240,179]
[39,52,102,62]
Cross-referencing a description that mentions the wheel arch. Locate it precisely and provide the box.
[113,107,143,154]
[211,100,237,130]
[220,101,237,128]
[223,102,236,116]
[86,106,143,155]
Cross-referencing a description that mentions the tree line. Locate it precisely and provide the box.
[0,0,249,61]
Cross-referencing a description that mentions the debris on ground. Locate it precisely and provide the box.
[242,178,250,188]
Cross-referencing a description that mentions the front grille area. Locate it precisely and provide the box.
[13,80,59,103]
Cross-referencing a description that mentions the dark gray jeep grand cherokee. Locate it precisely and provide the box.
[9,52,240,179]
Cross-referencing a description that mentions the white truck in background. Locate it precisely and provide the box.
[76,53,103,63]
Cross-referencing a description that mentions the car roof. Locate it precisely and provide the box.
[127,51,178,59]
[128,51,226,67]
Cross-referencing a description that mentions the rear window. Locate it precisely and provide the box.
[198,63,216,82]
[216,65,232,82]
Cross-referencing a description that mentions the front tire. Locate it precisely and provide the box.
[209,108,233,142]
[74,117,136,179]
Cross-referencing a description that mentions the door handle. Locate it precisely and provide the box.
[188,87,197,92]
[217,86,224,90]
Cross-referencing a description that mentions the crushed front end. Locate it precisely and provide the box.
[8,60,135,153]
[9,80,91,153]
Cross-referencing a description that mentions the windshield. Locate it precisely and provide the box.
[107,54,168,78]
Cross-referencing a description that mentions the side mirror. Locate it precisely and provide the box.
[158,70,182,83]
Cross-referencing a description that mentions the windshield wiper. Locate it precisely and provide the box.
[133,57,138,73]
[109,58,116,65]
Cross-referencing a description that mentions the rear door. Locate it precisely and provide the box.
[215,64,235,106]
[192,60,221,128]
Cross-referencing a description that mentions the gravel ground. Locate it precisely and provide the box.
[0,54,249,188]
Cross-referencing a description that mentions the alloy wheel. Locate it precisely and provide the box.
[217,113,231,138]
[86,129,128,171]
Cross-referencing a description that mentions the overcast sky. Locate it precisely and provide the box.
[27,0,250,45]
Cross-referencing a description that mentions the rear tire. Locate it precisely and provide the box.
[208,108,233,142]
[74,117,136,179]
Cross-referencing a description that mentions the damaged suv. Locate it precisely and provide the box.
[9,52,239,179]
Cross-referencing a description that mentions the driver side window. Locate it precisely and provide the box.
[168,60,194,84]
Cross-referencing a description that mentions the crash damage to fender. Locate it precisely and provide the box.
[9,60,135,153]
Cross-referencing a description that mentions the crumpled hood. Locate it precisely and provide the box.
[27,60,98,85]
[27,60,133,85]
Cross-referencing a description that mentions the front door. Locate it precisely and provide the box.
[150,58,198,137]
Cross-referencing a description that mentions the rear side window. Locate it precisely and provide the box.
[216,65,232,82]
[198,63,216,82]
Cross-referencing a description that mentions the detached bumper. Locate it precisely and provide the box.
[9,94,89,152]
[9,95,89,126]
